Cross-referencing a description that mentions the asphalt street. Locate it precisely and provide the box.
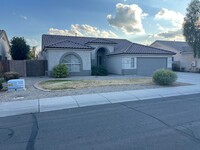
[1,94,200,150]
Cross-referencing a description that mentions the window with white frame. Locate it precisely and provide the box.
[122,57,137,69]
[131,58,135,68]
[61,54,81,72]
[167,57,172,68]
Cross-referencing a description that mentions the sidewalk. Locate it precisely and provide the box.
[1,84,200,117]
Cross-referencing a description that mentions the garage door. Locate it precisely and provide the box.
[137,57,167,76]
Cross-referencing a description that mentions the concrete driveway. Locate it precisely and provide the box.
[177,72,200,85]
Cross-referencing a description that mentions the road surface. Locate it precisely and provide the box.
[1,94,200,150]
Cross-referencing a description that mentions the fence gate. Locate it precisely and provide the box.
[26,60,47,76]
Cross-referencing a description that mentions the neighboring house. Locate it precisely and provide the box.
[42,35,175,76]
[0,30,11,60]
[151,40,200,71]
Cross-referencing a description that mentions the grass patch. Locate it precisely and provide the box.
[40,78,153,90]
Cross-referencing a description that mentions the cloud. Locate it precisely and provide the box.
[26,38,41,53]
[48,24,118,38]
[107,3,148,35]
[26,39,39,46]
[151,29,184,41]
[20,15,28,20]
[153,9,185,41]
[156,24,166,31]
[156,30,182,38]
[13,12,28,20]
[155,8,184,28]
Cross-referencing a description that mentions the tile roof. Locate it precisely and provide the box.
[42,34,175,55]
[45,39,94,49]
[120,43,176,55]
[151,40,193,53]
[86,38,117,44]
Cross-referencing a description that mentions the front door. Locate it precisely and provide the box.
[97,55,103,66]
[97,48,106,67]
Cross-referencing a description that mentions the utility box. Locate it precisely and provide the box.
[7,79,26,92]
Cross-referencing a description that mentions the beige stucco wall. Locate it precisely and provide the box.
[151,42,197,71]
[107,55,122,74]
[45,49,91,72]
[0,34,11,60]
[179,53,195,70]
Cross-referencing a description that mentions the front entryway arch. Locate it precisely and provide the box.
[96,47,109,68]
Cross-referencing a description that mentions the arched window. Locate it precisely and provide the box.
[61,54,81,72]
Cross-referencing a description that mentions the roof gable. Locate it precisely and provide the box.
[0,30,10,47]
[152,40,193,53]
[0,30,5,38]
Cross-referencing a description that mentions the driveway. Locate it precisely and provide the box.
[177,72,200,85]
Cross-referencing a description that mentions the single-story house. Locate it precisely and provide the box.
[151,40,200,71]
[42,35,175,76]
[0,30,11,60]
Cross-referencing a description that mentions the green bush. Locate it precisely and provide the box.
[52,64,68,78]
[152,69,177,85]
[92,66,108,76]
[3,72,20,81]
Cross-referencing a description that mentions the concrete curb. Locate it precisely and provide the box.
[33,81,51,92]
[1,85,200,118]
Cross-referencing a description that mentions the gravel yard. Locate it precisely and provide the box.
[0,76,188,102]
[40,78,153,90]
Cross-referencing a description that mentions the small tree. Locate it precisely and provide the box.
[183,0,200,58]
[10,37,30,60]
[28,46,37,60]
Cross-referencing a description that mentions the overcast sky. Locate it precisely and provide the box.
[0,0,190,50]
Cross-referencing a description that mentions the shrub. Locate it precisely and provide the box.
[152,69,177,85]
[3,72,20,81]
[52,64,68,78]
[172,63,180,71]
[92,66,108,76]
